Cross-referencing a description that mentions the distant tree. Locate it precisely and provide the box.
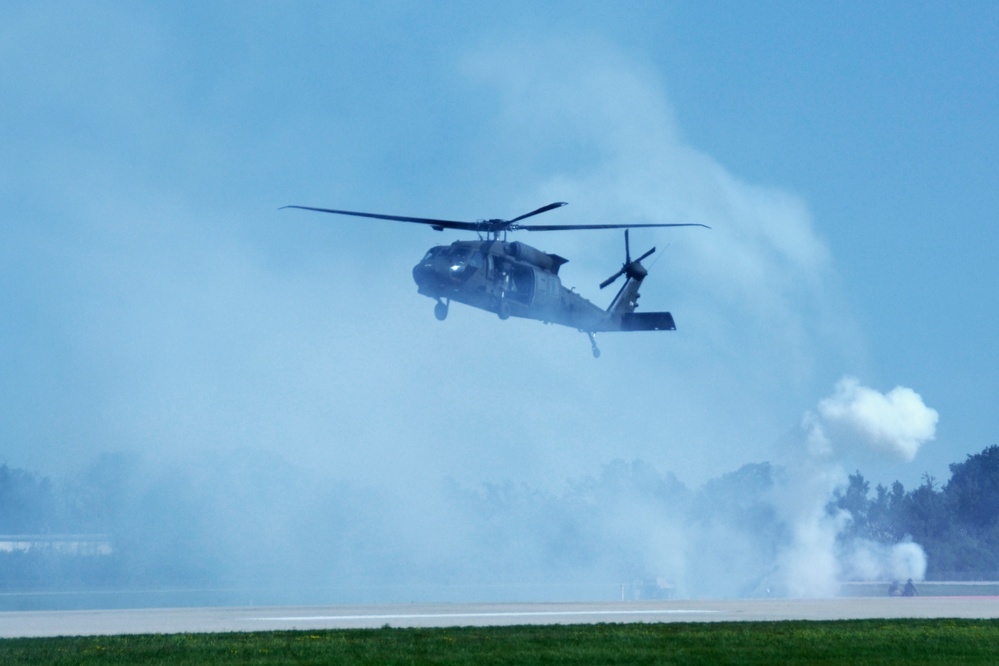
[832,471,871,540]
[889,480,906,511]
[865,483,897,543]
[689,462,787,594]
[59,452,141,533]
[0,464,57,533]
[945,445,999,532]
[897,474,949,544]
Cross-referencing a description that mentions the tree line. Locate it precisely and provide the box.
[831,445,999,577]
[1,445,998,593]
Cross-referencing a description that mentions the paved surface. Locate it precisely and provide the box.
[2,597,999,638]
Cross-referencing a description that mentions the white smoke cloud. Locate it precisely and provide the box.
[776,377,937,596]
[842,539,927,583]
[814,377,939,462]
[451,35,863,488]
[779,509,847,598]
[770,456,848,598]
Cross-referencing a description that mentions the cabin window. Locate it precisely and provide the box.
[508,265,535,304]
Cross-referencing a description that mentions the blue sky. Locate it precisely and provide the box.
[2,1,997,498]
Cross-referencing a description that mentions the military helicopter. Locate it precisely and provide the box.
[283,201,708,357]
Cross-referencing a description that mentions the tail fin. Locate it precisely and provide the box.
[597,231,678,332]
[601,229,654,319]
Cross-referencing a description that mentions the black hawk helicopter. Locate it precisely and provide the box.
[283,201,708,357]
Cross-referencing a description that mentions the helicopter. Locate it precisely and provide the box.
[283,201,708,357]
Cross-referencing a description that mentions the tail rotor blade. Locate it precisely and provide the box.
[600,269,626,289]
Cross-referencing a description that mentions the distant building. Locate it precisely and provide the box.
[0,534,112,556]
[632,577,675,600]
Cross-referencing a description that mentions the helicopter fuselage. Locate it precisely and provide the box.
[411,239,660,333]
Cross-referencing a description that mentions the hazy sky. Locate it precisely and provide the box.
[3,1,997,496]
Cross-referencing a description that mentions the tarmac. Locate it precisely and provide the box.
[2,597,999,638]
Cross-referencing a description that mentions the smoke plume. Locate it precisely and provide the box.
[808,376,939,461]
[776,377,937,596]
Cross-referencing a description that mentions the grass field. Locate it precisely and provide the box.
[2,619,999,665]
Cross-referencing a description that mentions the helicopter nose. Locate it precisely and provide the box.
[412,261,435,290]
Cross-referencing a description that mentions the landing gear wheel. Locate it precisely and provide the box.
[497,300,510,320]
[434,300,449,321]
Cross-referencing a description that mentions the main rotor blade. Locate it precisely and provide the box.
[517,222,711,231]
[281,205,481,231]
[507,201,568,224]
[283,203,710,234]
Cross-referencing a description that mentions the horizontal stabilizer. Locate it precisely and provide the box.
[621,312,676,331]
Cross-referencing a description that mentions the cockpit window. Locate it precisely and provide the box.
[450,247,473,263]
[422,247,444,262]
[448,246,480,276]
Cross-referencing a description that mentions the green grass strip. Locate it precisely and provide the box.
[2,619,999,665]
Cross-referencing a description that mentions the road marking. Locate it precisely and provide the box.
[254,609,718,622]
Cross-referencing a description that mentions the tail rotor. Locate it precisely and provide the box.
[600,229,655,289]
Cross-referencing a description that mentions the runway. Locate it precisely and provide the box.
[2,597,999,638]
